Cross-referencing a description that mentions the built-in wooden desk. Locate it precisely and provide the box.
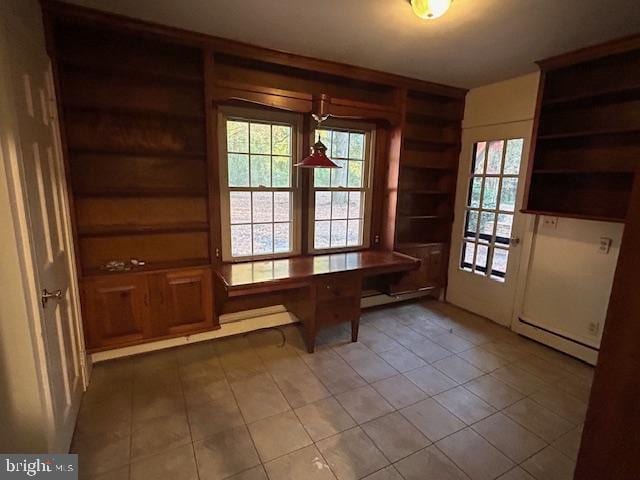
[215,250,419,352]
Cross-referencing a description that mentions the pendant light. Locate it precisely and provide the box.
[294,113,341,169]
[410,0,453,20]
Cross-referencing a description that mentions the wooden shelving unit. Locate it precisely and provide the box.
[525,36,640,221]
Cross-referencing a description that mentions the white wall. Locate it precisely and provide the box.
[453,72,621,353]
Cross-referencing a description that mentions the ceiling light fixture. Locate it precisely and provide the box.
[294,113,341,169]
[410,0,453,20]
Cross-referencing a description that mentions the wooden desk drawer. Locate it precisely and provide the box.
[316,297,360,327]
[316,273,361,301]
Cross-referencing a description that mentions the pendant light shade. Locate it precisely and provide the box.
[295,138,340,168]
[410,0,453,19]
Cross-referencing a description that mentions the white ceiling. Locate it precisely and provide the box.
[66,0,640,88]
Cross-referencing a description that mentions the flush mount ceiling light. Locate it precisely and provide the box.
[294,113,341,169]
[410,0,453,20]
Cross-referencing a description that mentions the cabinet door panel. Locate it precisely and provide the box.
[82,275,150,350]
[160,268,215,334]
[388,245,448,295]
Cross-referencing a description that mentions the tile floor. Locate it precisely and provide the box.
[73,300,594,480]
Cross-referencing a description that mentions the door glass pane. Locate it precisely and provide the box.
[482,178,499,209]
[465,209,478,237]
[469,178,482,207]
[252,192,273,223]
[492,248,509,281]
[315,191,331,220]
[462,241,475,269]
[504,139,523,175]
[475,244,489,271]
[479,211,495,238]
[486,140,504,174]
[228,154,249,187]
[496,213,513,242]
[500,178,518,212]
[473,142,486,174]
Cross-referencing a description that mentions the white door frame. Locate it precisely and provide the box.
[0,6,88,452]
[446,120,536,328]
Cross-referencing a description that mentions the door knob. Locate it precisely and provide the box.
[510,237,521,246]
[41,288,63,308]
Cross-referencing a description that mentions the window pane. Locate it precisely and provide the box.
[228,154,249,187]
[230,192,251,224]
[331,160,348,187]
[347,219,361,246]
[252,192,273,223]
[227,121,249,153]
[469,178,482,207]
[332,131,349,158]
[347,161,363,188]
[314,168,330,188]
[331,220,347,247]
[332,191,348,219]
[273,192,290,222]
[272,156,290,187]
[479,211,495,237]
[492,248,509,279]
[250,123,271,154]
[486,140,504,174]
[504,138,523,175]
[496,213,513,241]
[462,241,475,268]
[315,191,331,220]
[317,129,332,152]
[500,178,518,212]
[465,209,478,237]
[482,177,499,209]
[314,220,330,249]
[272,125,291,155]
[231,224,252,257]
[253,223,273,254]
[250,155,271,187]
[473,142,486,174]
[274,223,290,253]
[348,192,362,219]
[349,133,365,160]
[475,244,489,271]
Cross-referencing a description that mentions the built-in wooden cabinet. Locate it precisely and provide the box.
[524,35,640,222]
[388,244,448,295]
[82,268,216,351]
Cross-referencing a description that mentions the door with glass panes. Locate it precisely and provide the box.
[447,121,533,326]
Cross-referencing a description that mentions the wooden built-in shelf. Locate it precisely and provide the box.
[64,105,205,122]
[543,84,640,107]
[82,258,212,278]
[538,128,640,140]
[521,209,627,223]
[78,222,210,237]
[532,169,634,175]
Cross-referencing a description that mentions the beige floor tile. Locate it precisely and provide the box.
[131,411,191,460]
[347,354,399,383]
[248,410,313,462]
[361,412,430,462]
[230,373,290,423]
[553,375,592,403]
[497,467,535,480]
[187,394,245,441]
[182,377,233,409]
[371,375,427,409]
[76,394,132,439]
[336,385,394,424]
[433,356,485,384]
[130,444,198,480]
[295,397,356,441]
[403,338,452,363]
[227,466,268,480]
[457,347,510,372]
[404,365,457,396]
[358,325,402,353]
[316,427,389,480]
[362,466,403,480]
[464,375,524,410]
[73,431,130,477]
[437,428,514,480]
[272,370,332,408]
[377,346,427,373]
[472,413,546,463]
[264,445,336,480]
[511,356,569,384]
[480,342,529,362]
[431,332,475,353]
[503,399,574,442]
[433,386,496,424]
[87,466,130,480]
[394,446,468,480]
[400,398,465,442]
[194,426,260,480]
[529,386,587,425]
[491,365,548,395]
[307,359,367,395]
[132,390,185,425]
[551,425,583,461]
[521,446,575,480]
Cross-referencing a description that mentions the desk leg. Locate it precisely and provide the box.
[351,315,360,343]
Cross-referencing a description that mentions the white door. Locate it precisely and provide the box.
[3,22,85,451]
[447,121,533,326]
